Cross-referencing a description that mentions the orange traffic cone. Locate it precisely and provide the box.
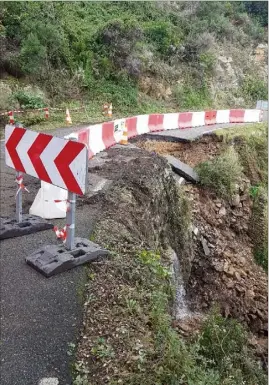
[120,123,128,145]
[108,103,112,119]
[8,111,15,124]
[66,108,72,125]
[102,103,108,116]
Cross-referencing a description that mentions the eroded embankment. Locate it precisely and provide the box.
[74,144,267,384]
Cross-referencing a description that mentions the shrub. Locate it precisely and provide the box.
[249,186,268,272]
[196,147,243,198]
[198,310,267,385]
[241,75,268,103]
[11,90,45,109]
[144,21,181,54]
[235,134,268,185]
[174,84,212,110]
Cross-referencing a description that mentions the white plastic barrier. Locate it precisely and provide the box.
[244,109,261,123]
[30,181,68,219]
[192,111,206,127]
[216,110,230,124]
[163,113,180,130]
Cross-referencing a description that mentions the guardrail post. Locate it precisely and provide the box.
[16,170,22,223]
[65,191,76,250]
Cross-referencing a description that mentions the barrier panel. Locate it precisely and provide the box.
[126,117,138,138]
[229,109,245,123]
[66,108,262,161]
[148,114,164,132]
[216,110,230,124]
[178,112,192,128]
[205,110,217,125]
[192,111,205,127]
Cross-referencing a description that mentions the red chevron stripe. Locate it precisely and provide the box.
[54,141,85,195]
[6,127,26,172]
[27,133,53,183]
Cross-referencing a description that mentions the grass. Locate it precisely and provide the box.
[195,146,243,199]
[215,122,267,140]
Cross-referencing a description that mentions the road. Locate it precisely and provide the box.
[0,119,266,384]
[0,125,98,385]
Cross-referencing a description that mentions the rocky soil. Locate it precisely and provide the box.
[136,135,268,366]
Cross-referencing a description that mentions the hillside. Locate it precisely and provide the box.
[0,1,268,126]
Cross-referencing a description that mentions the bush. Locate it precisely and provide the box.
[174,84,212,110]
[11,90,45,109]
[196,147,243,198]
[241,76,268,103]
[198,310,267,385]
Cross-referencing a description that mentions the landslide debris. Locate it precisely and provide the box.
[74,143,267,384]
[136,136,268,341]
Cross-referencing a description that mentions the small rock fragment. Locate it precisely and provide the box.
[201,238,210,256]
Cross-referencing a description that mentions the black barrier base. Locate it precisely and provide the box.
[0,215,53,240]
[25,238,110,277]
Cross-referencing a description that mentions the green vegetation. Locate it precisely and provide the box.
[250,185,268,272]
[201,123,268,271]
[73,248,266,384]
[0,1,267,119]
[196,147,243,199]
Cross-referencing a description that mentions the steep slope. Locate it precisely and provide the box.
[0,1,267,121]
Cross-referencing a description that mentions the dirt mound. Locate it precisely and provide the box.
[91,147,193,282]
[136,135,226,167]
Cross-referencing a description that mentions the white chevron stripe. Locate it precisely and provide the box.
[16,130,39,178]
[40,137,67,189]
[69,146,87,194]
[5,125,16,169]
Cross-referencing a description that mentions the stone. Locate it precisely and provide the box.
[216,203,222,208]
[213,261,224,272]
[234,271,241,280]
[223,261,229,273]
[192,226,199,236]
[226,280,235,289]
[0,215,53,240]
[227,266,235,276]
[230,194,241,207]
[25,238,110,277]
[235,285,245,293]
[246,290,255,299]
[240,190,249,199]
[177,321,192,333]
[201,237,210,256]
[164,155,199,184]
[219,207,226,216]
[238,256,246,266]
[87,173,112,196]
[88,156,110,170]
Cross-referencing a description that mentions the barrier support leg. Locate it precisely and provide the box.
[16,170,22,223]
[66,191,76,251]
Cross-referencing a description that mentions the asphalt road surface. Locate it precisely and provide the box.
[0,125,98,385]
[0,118,266,384]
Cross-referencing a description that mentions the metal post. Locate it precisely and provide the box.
[65,191,76,250]
[65,135,77,251]
[16,170,22,223]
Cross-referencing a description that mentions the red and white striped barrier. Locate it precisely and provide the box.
[65,109,263,159]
